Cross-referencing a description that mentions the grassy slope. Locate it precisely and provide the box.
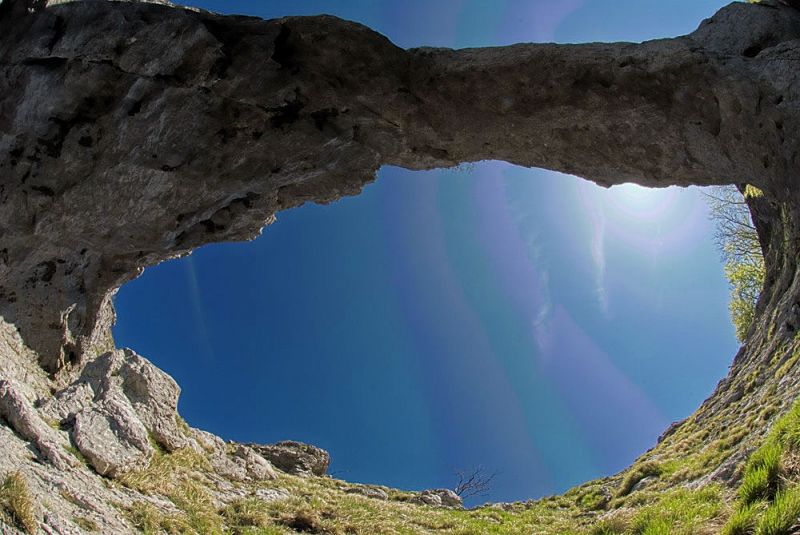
[31,323,787,535]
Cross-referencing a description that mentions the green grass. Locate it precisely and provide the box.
[628,486,723,535]
[170,480,225,534]
[63,444,89,465]
[722,398,800,533]
[588,517,628,535]
[117,447,211,495]
[740,441,784,505]
[126,500,192,534]
[576,488,610,511]
[722,503,761,535]
[222,498,272,533]
[105,393,800,535]
[741,465,777,505]
[756,486,800,535]
[616,461,663,497]
[0,472,37,534]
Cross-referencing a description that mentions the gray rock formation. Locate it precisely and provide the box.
[250,440,330,477]
[1,0,799,374]
[345,485,389,500]
[0,321,286,533]
[40,348,185,475]
[413,489,464,509]
[0,378,77,471]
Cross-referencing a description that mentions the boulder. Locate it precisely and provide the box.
[117,349,186,451]
[231,445,278,481]
[41,349,189,476]
[250,441,330,477]
[412,489,464,509]
[72,400,153,477]
[345,486,389,501]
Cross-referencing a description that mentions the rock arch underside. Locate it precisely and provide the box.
[2,0,800,532]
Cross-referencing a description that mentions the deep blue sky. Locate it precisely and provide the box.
[114,0,735,504]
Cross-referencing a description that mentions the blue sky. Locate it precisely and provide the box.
[114,0,735,504]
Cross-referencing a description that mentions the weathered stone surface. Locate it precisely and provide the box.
[254,487,291,503]
[39,348,190,475]
[345,486,389,500]
[44,349,186,449]
[412,489,464,509]
[231,444,278,481]
[1,1,800,373]
[72,398,153,477]
[251,440,330,477]
[116,349,185,450]
[0,377,76,470]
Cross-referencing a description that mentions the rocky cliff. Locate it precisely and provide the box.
[2,0,800,533]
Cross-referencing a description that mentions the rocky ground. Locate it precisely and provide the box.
[0,317,485,534]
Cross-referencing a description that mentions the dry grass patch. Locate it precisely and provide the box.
[0,471,37,533]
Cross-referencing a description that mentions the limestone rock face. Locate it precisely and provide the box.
[1,1,800,372]
[41,348,187,475]
[231,444,279,481]
[251,441,330,477]
[345,486,389,500]
[0,378,76,470]
[413,489,464,509]
[72,397,154,477]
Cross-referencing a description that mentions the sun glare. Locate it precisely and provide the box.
[605,183,678,221]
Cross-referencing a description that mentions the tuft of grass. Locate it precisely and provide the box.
[0,472,37,534]
[577,488,610,511]
[616,461,663,497]
[741,466,775,506]
[744,185,765,198]
[63,444,89,465]
[73,516,99,532]
[722,503,761,535]
[117,447,211,495]
[627,485,723,535]
[176,415,192,435]
[740,442,784,505]
[276,506,323,533]
[222,498,271,533]
[126,501,191,535]
[770,402,800,450]
[588,516,628,534]
[756,486,800,535]
[169,480,224,534]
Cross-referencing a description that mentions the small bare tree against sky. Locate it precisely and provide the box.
[453,466,497,499]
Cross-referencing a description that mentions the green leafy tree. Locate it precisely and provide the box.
[705,186,765,342]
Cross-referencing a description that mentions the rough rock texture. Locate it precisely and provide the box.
[0,321,288,533]
[2,0,800,373]
[345,485,389,501]
[40,348,184,475]
[0,378,77,471]
[250,440,330,477]
[413,489,464,509]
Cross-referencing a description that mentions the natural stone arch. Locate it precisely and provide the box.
[1,0,800,489]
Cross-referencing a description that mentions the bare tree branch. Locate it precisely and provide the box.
[453,467,497,499]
